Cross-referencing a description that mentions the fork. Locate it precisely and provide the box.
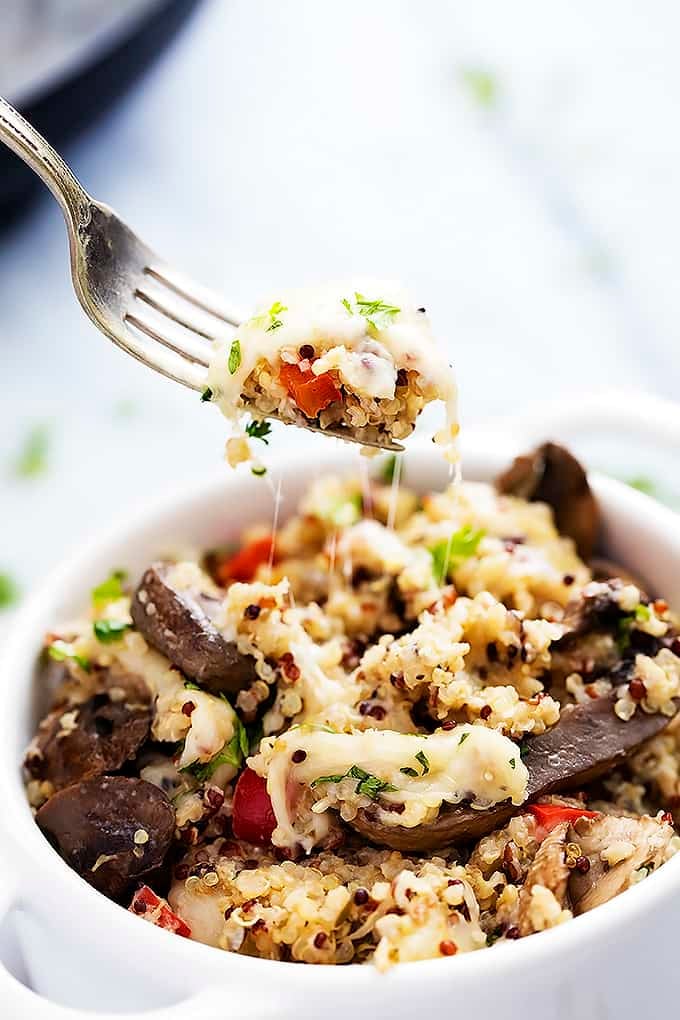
[0,97,402,452]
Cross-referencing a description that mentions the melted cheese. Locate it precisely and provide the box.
[207,281,459,461]
[250,724,527,850]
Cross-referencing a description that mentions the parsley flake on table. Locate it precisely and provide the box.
[13,424,50,479]
[0,572,20,610]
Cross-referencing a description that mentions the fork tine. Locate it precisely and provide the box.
[121,318,208,391]
[125,304,212,367]
[135,287,218,342]
[145,265,245,327]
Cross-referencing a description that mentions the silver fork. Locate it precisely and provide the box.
[0,97,403,452]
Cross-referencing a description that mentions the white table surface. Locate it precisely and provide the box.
[3,0,680,615]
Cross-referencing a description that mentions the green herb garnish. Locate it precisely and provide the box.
[251,465,267,477]
[311,773,347,788]
[14,424,49,479]
[509,758,516,769]
[627,477,657,497]
[184,680,201,691]
[415,750,430,775]
[0,573,19,610]
[265,301,287,332]
[618,602,652,651]
[201,387,213,403]
[460,68,499,109]
[311,764,397,800]
[342,292,401,332]
[93,619,132,643]
[228,340,242,375]
[91,569,127,606]
[400,767,419,777]
[458,732,469,746]
[183,713,249,782]
[48,640,90,671]
[245,420,272,444]
[429,526,485,584]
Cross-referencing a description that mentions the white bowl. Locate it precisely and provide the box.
[2,428,680,1020]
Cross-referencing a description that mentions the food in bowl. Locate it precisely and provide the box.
[205,282,459,463]
[24,444,680,968]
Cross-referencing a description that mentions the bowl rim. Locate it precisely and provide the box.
[2,434,680,996]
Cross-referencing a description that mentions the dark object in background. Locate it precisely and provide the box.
[0,0,203,230]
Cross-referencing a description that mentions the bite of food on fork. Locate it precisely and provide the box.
[0,97,458,461]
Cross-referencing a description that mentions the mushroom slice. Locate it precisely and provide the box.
[495,442,599,559]
[555,579,625,648]
[24,691,151,792]
[351,696,676,851]
[568,813,675,914]
[131,562,256,695]
[36,776,175,900]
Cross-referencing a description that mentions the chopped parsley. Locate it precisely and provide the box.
[184,680,201,691]
[0,573,19,610]
[429,525,485,584]
[93,619,132,643]
[245,419,272,444]
[265,301,287,332]
[626,476,657,497]
[200,387,213,403]
[91,569,127,606]
[183,713,249,782]
[401,750,430,778]
[311,764,397,800]
[228,339,242,375]
[617,602,651,651]
[460,67,499,109]
[458,732,469,746]
[509,758,516,770]
[319,491,362,529]
[14,424,50,479]
[342,292,401,333]
[48,640,90,671]
[251,464,267,477]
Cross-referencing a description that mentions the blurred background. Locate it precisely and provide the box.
[2,0,679,627]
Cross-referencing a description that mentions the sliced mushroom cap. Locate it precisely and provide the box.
[131,562,257,695]
[24,692,151,791]
[496,442,600,560]
[568,813,675,914]
[351,696,677,851]
[36,776,175,900]
[555,580,625,648]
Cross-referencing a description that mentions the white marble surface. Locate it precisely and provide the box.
[2,0,680,617]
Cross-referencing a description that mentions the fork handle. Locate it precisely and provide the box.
[0,95,91,228]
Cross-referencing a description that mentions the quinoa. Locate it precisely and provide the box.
[25,467,680,968]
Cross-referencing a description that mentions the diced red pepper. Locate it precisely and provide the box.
[129,885,192,938]
[279,363,342,418]
[527,803,600,839]
[232,768,276,845]
[217,535,275,584]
